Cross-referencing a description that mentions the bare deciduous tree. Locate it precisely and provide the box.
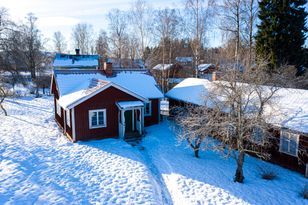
[53,31,67,53]
[72,23,94,54]
[96,30,109,60]
[184,0,215,77]
[130,0,153,60]
[107,9,128,61]
[176,63,282,183]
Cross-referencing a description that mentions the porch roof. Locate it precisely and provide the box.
[117,101,144,110]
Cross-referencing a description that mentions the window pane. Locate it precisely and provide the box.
[281,137,289,152]
[98,111,104,125]
[289,139,297,155]
[91,112,97,126]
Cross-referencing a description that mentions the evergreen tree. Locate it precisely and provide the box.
[255,0,307,70]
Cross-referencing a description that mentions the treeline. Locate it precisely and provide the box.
[0,0,308,79]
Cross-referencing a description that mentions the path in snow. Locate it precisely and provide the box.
[137,145,173,205]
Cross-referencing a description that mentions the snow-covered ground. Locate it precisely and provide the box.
[0,97,160,204]
[1,96,307,204]
[142,121,308,205]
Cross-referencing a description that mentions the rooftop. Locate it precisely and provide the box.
[53,53,99,68]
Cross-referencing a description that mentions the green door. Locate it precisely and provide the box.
[125,110,133,132]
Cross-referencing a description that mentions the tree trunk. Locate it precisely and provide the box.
[234,151,245,183]
[194,148,200,158]
[0,103,7,116]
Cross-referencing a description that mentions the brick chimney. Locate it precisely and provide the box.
[103,62,113,76]
[75,49,80,55]
[212,71,217,81]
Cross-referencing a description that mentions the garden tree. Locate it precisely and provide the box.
[107,9,128,62]
[176,62,283,183]
[0,81,9,116]
[53,31,67,53]
[185,0,215,77]
[21,13,45,80]
[71,23,94,54]
[95,30,109,60]
[130,0,153,61]
[255,0,308,70]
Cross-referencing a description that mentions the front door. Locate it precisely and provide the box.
[124,110,133,133]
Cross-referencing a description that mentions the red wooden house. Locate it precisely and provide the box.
[166,78,308,177]
[51,69,163,142]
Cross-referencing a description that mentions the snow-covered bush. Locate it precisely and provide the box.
[258,165,278,180]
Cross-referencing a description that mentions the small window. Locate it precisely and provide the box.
[56,100,61,117]
[306,164,308,178]
[66,109,70,127]
[279,130,299,157]
[227,124,236,138]
[89,109,107,129]
[251,127,264,144]
[144,101,152,116]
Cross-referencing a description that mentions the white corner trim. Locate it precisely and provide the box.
[72,108,76,142]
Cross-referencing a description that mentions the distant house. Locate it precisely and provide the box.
[166,78,308,177]
[53,49,99,69]
[51,64,163,142]
[175,57,193,65]
[197,64,217,80]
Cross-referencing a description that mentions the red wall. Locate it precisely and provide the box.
[145,99,160,126]
[74,86,140,141]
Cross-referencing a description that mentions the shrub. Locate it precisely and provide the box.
[258,165,278,180]
[301,184,308,199]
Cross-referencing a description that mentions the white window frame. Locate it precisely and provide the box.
[279,130,299,157]
[66,109,70,127]
[144,101,152,116]
[56,100,61,117]
[252,126,264,145]
[89,109,107,129]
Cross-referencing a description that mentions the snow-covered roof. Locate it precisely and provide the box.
[166,78,308,134]
[175,57,193,63]
[152,64,173,71]
[198,64,215,72]
[53,53,99,68]
[54,70,163,109]
[117,101,144,109]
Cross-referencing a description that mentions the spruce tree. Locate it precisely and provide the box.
[255,0,308,70]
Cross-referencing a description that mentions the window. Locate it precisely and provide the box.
[89,109,107,129]
[66,109,70,127]
[279,130,299,157]
[56,100,61,117]
[144,101,152,116]
[251,127,264,144]
[306,164,308,178]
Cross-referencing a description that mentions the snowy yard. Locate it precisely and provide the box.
[0,96,307,204]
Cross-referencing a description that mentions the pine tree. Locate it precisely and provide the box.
[255,0,307,70]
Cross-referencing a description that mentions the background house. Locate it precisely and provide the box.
[53,49,99,70]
